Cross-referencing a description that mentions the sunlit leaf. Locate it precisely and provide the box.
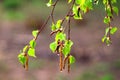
[18,53,26,65]
[29,40,36,48]
[32,30,39,38]
[69,55,75,64]
[49,42,57,53]
[110,27,117,35]
[103,0,107,4]
[105,27,110,36]
[46,0,52,7]
[23,45,28,52]
[104,17,110,24]
[106,8,113,17]
[56,20,62,29]
[66,16,69,21]
[62,40,73,56]
[102,36,106,43]
[106,37,111,46]
[76,0,85,6]
[51,23,56,31]
[73,5,82,19]
[55,32,66,41]
[68,0,72,3]
[28,48,36,57]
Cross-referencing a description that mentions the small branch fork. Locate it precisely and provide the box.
[23,0,75,72]
[34,0,75,41]
[34,0,60,41]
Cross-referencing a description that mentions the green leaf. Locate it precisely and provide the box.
[66,16,69,21]
[49,42,57,53]
[32,30,39,37]
[18,53,26,65]
[29,40,36,48]
[73,5,83,20]
[74,13,83,20]
[76,0,85,6]
[46,0,52,7]
[111,0,116,3]
[104,17,110,24]
[103,0,107,4]
[62,40,73,56]
[55,32,66,41]
[69,55,75,64]
[106,8,113,17]
[75,0,93,13]
[56,20,62,29]
[105,27,110,36]
[102,36,106,43]
[28,48,36,57]
[110,27,117,35]
[106,37,112,46]
[113,6,119,15]
[68,0,72,3]
[23,45,28,52]
[51,23,56,31]
[63,46,70,56]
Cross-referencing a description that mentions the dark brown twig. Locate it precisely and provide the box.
[34,0,60,41]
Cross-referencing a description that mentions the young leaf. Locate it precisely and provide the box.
[46,0,52,7]
[73,5,82,19]
[51,23,56,31]
[69,55,75,64]
[55,32,66,41]
[106,8,113,17]
[102,36,106,43]
[105,27,110,36]
[113,6,119,15]
[18,53,26,65]
[49,42,57,53]
[106,37,111,46]
[23,45,28,52]
[29,40,36,48]
[28,48,36,57]
[62,40,73,56]
[68,0,72,3]
[104,17,110,24]
[103,0,107,4]
[76,0,85,6]
[32,30,39,38]
[62,45,70,56]
[110,27,117,35]
[56,20,62,29]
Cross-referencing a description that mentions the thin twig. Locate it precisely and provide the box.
[68,16,71,40]
[34,0,59,41]
[61,0,75,25]
[51,0,60,23]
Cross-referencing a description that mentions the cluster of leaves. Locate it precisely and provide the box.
[18,0,119,73]
[18,30,38,70]
[73,0,93,19]
[49,19,75,72]
[102,0,118,46]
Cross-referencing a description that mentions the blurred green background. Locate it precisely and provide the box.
[0,0,120,80]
